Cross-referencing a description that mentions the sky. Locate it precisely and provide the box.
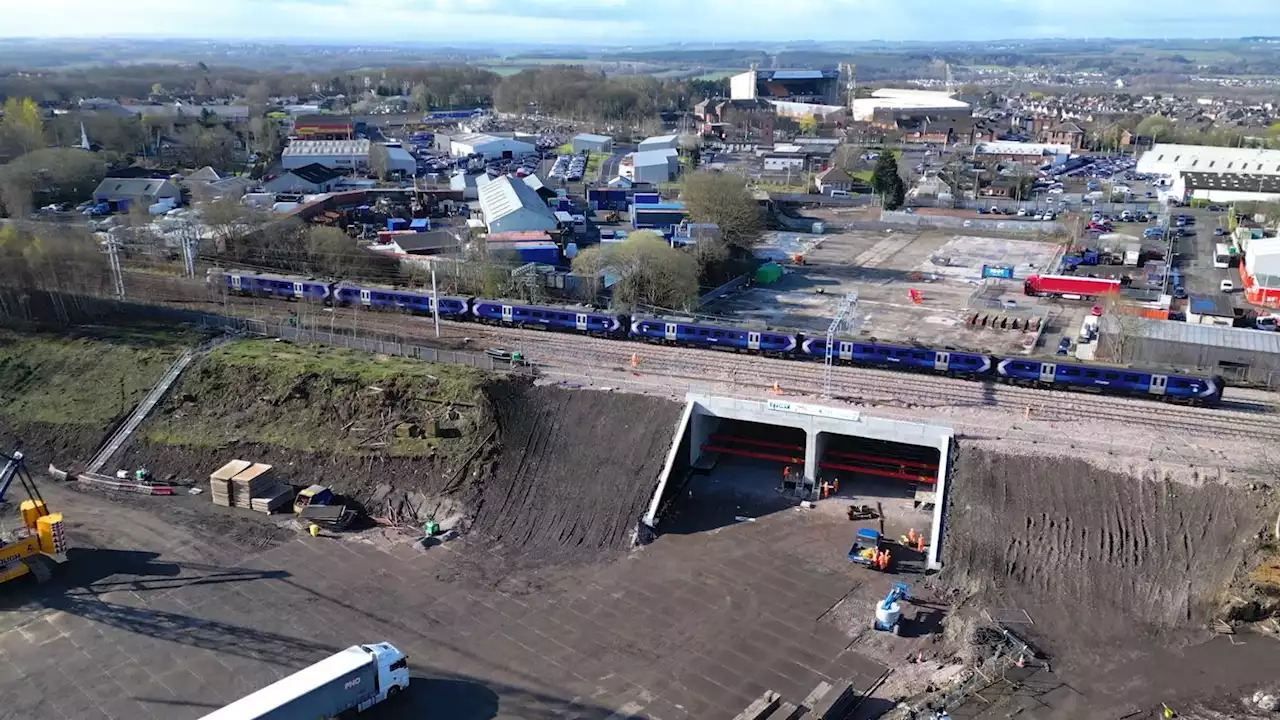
[4,0,1279,44]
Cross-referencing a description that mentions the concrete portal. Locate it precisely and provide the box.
[644,394,953,570]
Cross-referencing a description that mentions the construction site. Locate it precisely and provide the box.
[0,283,1279,720]
[705,229,1064,358]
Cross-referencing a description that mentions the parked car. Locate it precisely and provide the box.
[1221,279,1235,293]
[1056,336,1072,355]
[1214,227,1227,236]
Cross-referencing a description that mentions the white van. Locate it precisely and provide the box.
[829,189,850,198]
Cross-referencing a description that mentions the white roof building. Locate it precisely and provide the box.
[1136,144,1280,177]
[638,134,680,152]
[571,133,613,154]
[851,89,970,122]
[1245,237,1280,289]
[476,174,558,234]
[623,150,676,184]
[282,139,371,170]
[974,141,1072,158]
[447,133,535,158]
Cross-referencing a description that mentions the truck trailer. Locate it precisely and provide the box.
[199,643,409,720]
[1023,274,1121,300]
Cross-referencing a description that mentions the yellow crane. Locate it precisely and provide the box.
[0,450,65,584]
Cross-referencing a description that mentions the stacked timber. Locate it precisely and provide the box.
[250,485,293,514]
[209,460,252,507]
[229,463,275,509]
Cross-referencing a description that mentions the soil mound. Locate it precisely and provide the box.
[943,446,1274,673]
[467,381,681,566]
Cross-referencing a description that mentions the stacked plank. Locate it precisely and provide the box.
[209,460,252,507]
[250,485,293,514]
[209,460,277,510]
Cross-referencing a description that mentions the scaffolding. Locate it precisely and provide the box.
[823,292,858,397]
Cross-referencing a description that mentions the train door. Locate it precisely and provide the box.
[747,331,761,351]
[1149,375,1168,396]
[359,289,371,306]
[292,281,304,299]
[664,323,678,341]
[502,305,514,323]
[934,351,950,371]
[230,275,242,291]
[1038,363,1056,383]
[838,341,853,361]
[576,313,588,331]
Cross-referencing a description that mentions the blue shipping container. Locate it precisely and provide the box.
[387,218,408,231]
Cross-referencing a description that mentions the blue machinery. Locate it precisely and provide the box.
[874,582,910,634]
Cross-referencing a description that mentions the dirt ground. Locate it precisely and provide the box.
[942,444,1280,713]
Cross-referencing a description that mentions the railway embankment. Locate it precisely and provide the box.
[1,328,679,567]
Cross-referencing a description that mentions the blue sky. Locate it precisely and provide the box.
[5,0,1278,43]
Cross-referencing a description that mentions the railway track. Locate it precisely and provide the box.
[119,270,1280,443]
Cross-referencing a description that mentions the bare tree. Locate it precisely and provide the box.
[199,197,267,254]
[571,230,699,310]
[680,171,764,250]
[368,144,390,181]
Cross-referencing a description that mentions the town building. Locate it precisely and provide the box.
[1137,144,1280,204]
[571,134,613,154]
[476,174,558,234]
[973,141,1072,165]
[729,68,841,106]
[813,168,854,194]
[440,133,535,159]
[637,134,680,153]
[1039,122,1086,149]
[262,164,346,194]
[1242,235,1280,307]
[1099,314,1280,387]
[622,150,677,184]
[92,177,181,207]
[291,114,356,140]
[852,89,970,124]
[282,139,371,172]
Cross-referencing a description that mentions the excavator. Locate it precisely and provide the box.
[0,449,65,585]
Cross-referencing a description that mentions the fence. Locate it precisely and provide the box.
[880,211,1067,236]
[697,274,750,307]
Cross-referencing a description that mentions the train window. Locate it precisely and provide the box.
[699,329,708,336]
[1104,372,1118,380]
[1170,379,1188,388]
[913,351,929,360]
[1084,370,1099,379]
[1125,374,1140,382]
[1064,368,1080,376]
[877,348,890,356]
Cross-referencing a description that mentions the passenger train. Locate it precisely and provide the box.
[214,269,1225,405]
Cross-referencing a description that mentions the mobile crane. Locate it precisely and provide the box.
[0,449,66,585]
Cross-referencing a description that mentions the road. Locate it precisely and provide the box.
[598,149,625,183]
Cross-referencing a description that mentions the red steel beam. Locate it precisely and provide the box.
[711,434,938,471]
[700,445,803,464]
[819,460,936,485]
[709,433,803,452]
[824,450,938,471]
[700,445,936,485]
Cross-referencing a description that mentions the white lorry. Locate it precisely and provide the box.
[199,643,409,720]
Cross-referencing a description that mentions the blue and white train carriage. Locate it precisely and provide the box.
[331,284,469,318]
[472,300,623,336]
[629,318,797,355]
[799,338,992,376]
[224,271,328,302]
[995,359,1223,403]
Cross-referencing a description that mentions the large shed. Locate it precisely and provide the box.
[282,139,371,171]
[638,134,679,152]
[476,174,558,234]
[445,133,535,159]
[572,133,613,154]
[1100,314,1280,387]
[626,150,675,184]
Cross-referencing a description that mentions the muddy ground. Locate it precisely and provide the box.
[942,445,1280,713]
